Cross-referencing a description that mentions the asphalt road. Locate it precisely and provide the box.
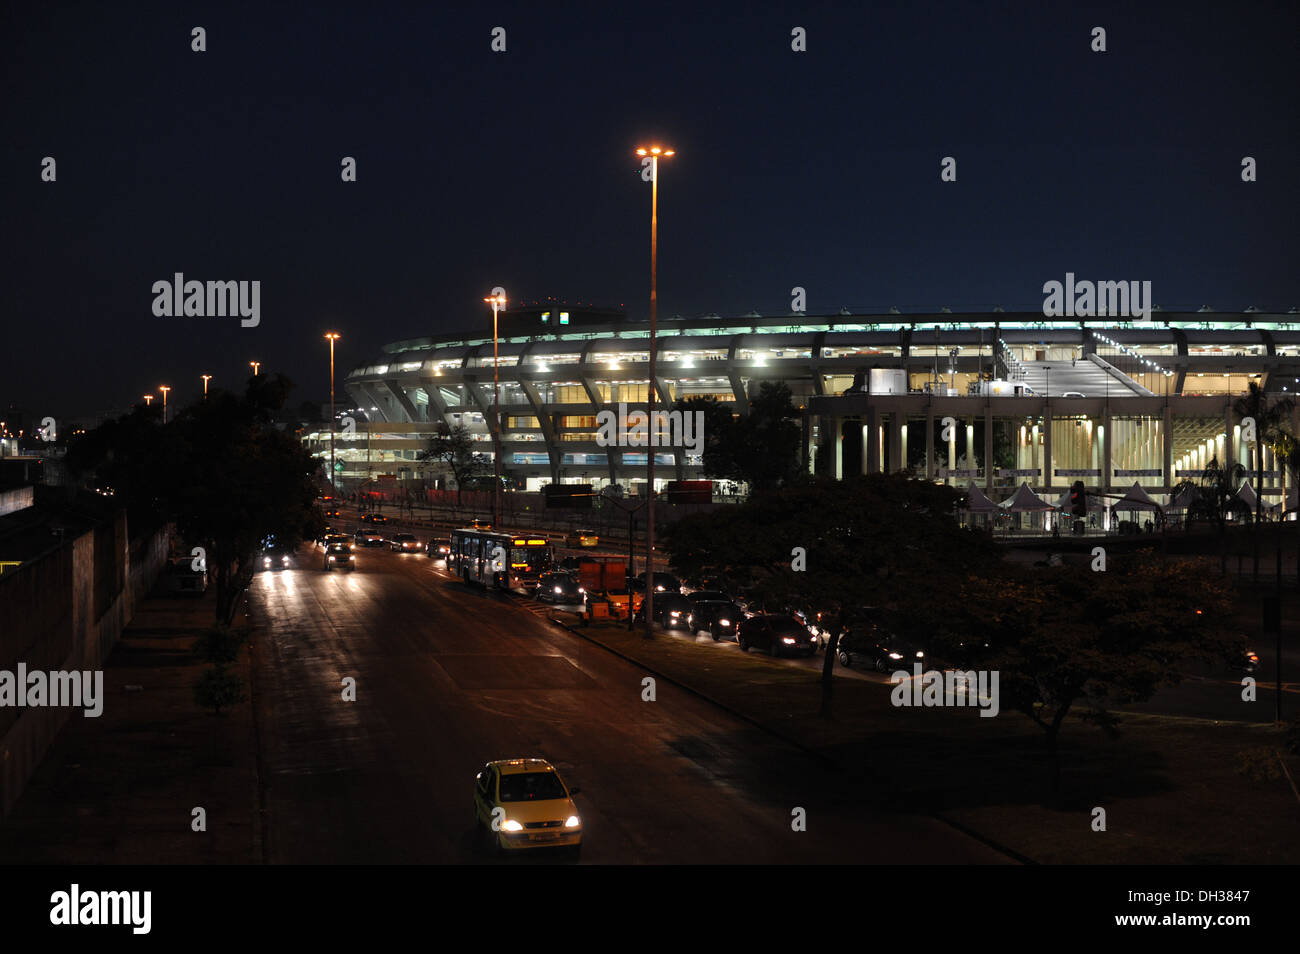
[249,541,1009,864]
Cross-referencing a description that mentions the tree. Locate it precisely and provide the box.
[420,423,488,503]
[673,382,802,494]
[664,473,995,715]
[69,374,323,624]
[934,556,1238,798]
[1234,382,1295,576]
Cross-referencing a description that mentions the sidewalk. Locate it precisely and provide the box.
[0,586,260,864]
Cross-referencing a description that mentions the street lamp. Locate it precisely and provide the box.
[201,374,212,397]
[250,361,261,376]
[634,143,674,638]
[325,333,341,491]
[158,385,171,423]
[142,394,154,407]
[484,290,507,529]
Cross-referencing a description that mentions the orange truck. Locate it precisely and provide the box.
[578,557,642,624]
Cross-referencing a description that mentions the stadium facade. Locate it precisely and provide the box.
[323,303,1300,506]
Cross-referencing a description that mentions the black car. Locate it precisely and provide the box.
[535,570,585,604]
[259,543,295,571]
[628,571,682,595]
[635,592,695,630]
[686,592,743,641]
[426,537,451,560]
[836,625,927,672]
[736,614,816,657]
[389,532,421,553]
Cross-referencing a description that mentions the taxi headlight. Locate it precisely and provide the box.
[564,815,581,828]
[782,637,797,645]
[502,819,524,832]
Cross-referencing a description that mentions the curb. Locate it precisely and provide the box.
[545,610,1035,865]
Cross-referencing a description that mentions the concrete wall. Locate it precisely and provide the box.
[0,513,170,815]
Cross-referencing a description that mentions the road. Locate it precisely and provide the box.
[250,540,1009,864]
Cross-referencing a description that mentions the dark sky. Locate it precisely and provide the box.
[3,0,1297,420]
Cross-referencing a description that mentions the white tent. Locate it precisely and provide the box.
[1166,483,1200,512]
[964,482,998,513]
[1268,487,1298,513]
[1237,481,1258,511]
[1115,481,1162,512]
[1000,482,1055,512]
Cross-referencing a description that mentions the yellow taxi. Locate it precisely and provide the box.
[565,529,599,548]
[473,758,582,855]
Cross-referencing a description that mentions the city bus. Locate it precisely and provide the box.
[449,528,553,590]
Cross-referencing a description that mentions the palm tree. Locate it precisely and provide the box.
[1233,382,1295,577]
[1186,457,1252,574]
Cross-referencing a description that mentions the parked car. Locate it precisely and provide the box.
[687,592,743,641]
[535,570,585,604]
[565,529,599,548]
[736,614,817,657]
[389,532,421,553]
[324,543,355,571]
[426,537,451,560]
[635,592,694,630]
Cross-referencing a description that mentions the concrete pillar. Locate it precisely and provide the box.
[1170,405,1180,493]
[889,413,902,475]
[925,407,935,480]
[834,416,843,480]
[1043,406,1053,492]
[983,406,993,492]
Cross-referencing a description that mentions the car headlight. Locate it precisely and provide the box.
[916,651,924,658]
[282,556,290,565]
[656,585,665,591]
[670,610,681,617]
[554,586,564,594]
[263,558,271,567]
[889,652,904,660]
[719,619,731,626]
[782,637,797,645]
[502,819,524,832]
[577,587,585,593]
[564,815,581,828]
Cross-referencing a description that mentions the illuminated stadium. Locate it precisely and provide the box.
[329,303,1300,507]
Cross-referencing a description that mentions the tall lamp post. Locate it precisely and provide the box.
[635,143,674,638]
[142,394,154,408]
[250,361,261,376]
[201,374,212,397]
[325,333,341,492]
[484,291,507,528]
[158,385,170,424]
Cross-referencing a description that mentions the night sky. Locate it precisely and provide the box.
[3,0,1296,420]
